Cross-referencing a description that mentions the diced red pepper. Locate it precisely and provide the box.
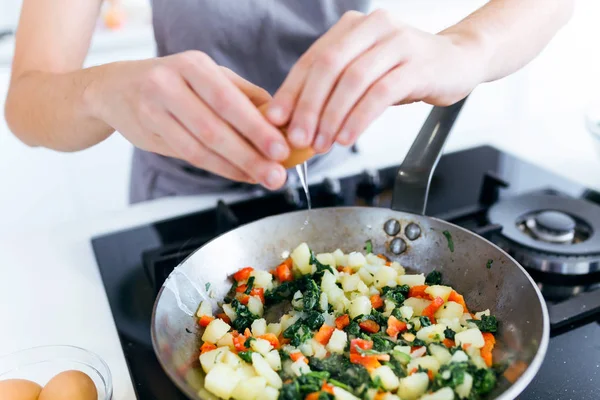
[335,314,350,330]
[314,324,335,345]
[422,296,445,323]
[232,333,248,352]
[321,383,335,395]
[350,338,373,353]
[216,313,231,325]
[233,267,254,282]
[259,333,280,349]
[427,370,435,381]
[305,393,320,400]
[408,285,431,299]
[358,319,380,333]
[275,259,293,282]
[386,316,407,339]
[290,352,308,363]
[239,294,250,305]
[481,332,496,367]
[370,294,384,309]
[198,315,214,327]
[349,353,381,372]
[443,338,455,348]
[250,288,265,303]
[448,290,469,314]
[200,342,217,354]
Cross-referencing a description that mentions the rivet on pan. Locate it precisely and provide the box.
[405,223,421,240]
[390,238,407,254]
[384,219,401,236]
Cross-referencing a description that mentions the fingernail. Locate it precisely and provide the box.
[269,142,288,160]
[265,167,284,189]
[314,135,327,152]
[288,127,305,146]
[338,129,351,144]
[267,106,284,122]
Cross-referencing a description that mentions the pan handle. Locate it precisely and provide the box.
[391,97,468,215]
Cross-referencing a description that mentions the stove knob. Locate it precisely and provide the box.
[323,177,342,196]
[357,169,381,199]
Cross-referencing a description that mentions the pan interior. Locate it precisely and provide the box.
[151,207,548,400]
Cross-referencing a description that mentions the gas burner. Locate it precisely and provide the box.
[488,192,600,275]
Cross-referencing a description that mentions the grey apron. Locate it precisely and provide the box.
[130,0,370,203]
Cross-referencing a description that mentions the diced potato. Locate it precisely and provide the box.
[267,322,282,337]
[371,365,400,390]
[407,356,441,374]
[342,274,362,292]
[373,266,398,289]
[321,271,338,292]
[231,376,268,400]
[398,305,414,320]
[383,299,396,317]
[348,252,366,268]
[291,359,311,376]
[474,309,490,320]
[280,314,297,332]
[450,350,469,363]
[416,324,446,344]
[394,345,412,355]
[357,267,374,285]
[425,285,453,302]
[236,364,257,379]
[317,253,336,268]
[429,344,452,365]
[397,372,429,400]
[333,249,348,266]
[264,386,279,400]
[319,292,329,311]
[455,372,473,399]
[251,352,282,389]
[247,296,264,317]
[465,345,487,369]
[368,286,381,296]
[437,317,463,333]
[332,386,361,400]
[265,350,282,371]
[224,351,244,369]
[460,313,473,326]
[250,270,274,290]
[348,296,371,319]
[311,340,328,359]
[333,296,351,314]
[292,290,304,309]
[251,318,267,337]
[299,341,314,357]
[364,264,382,275]
[435,301,464,319]
[397,274,426,287]
[223,303,237,322]
[402,332,416,343]
[382,395,402,400]
[217,332,235,350]
[366,253,386,266]
[250,338,273,356]
[205,364,241,399]
[291,242,312,275]
[357,281,369,295]
[420,387,455,400]
[390,261,405,275]
[199,347,228,373]
[455,328,485,348]
[202,318,230,343]
[409,317,422,331]
[403,297,431,316]
[326,329,347,354]
[196,300,212,318]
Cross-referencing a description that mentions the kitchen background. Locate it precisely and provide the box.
[0,0,599,238]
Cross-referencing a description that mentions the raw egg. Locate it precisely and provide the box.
[0,379,42,400]
[258,103,315,169]
[38,370,97,400]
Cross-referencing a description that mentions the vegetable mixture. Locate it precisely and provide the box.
[195,243,499,400]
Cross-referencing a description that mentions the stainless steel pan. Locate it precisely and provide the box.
[151,99,549,400]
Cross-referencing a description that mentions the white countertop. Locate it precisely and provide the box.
[1,1,600,399]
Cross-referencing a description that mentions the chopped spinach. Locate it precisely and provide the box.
[318,393,334,400]
[303,278,320,311]
[442,230,454,252]
[304,311,325,330]
[244,276,255,294]
[296,371,330,395]
[309,355,371,390]
[391,308,405,320]
[310,251,334,274]
[411,338,426,347]
[346,321,361,337]
[278,382,300,400]
[486,259,493,269]
[433,362,468,389]
[244,337,256,347]
[238,351,254,363]
[265,280,298,304]
[419,316,432,327]
[369,375,384,390]
[381,285,409,306]
[283,318,313,346]
[205,282,211,292]
[468,315,498,333]
[444,327,456,340]
[372,334,395,352]
[364,239,373,254]
[384,357,406,378]
[230,299,259,332]
[472,367,497,395]
[425,270,442,285]
[369,309,387,326]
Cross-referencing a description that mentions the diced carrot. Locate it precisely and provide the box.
[386,316,407,339]
[233,267,254,282]
[239,295,250,305]
[411,346,426,354]
[448,290,470,313]
[385,261,392,266]
[359,319,380,333]
[321,383,335,395]
[481,332,496,367]
[408,285,431,299]
[314,324,336,345]
[349,353,381,372]
[374,393,387,400]
[216,313,231,325]
[422,296,445,323]
[427,370,435,381]
[376,254,389,262]
[335,314,350,330]
[370,294,384,309]
[462,343,472,351]
[250,288,265,303]
[443,338,455,348]
[350,339,373,353]
[232,334,248,352]
[336,266,351,274]
[409,368,418,375]
[503,360,528,383]
[198,315,214,327]
[236,284,247,293]
[259,333,281,349]
[200,342,216,354]
[305,393,320,400]
[290,352,308,363]
[244,328,252,338]
[275,260,293,282]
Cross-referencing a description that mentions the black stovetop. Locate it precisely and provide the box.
[91,145,600,400]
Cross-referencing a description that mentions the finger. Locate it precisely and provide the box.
[268,10,365,127]
[221,67,272,106]
[178,52,289,162]
[316,34,407,152]
[337,65,415,146]
[285,10,400,149]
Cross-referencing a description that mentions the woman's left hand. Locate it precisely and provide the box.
[266,9,487,154]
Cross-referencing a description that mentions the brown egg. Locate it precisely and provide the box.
[258,103,316,169]
[0,379,42,400]
[38,370,97,400]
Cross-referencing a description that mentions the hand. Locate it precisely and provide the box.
[90,51,291,189]
[266,10,486,154]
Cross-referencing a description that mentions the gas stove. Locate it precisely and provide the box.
[91,145,600,400]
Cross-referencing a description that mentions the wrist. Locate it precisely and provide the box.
[439,27,493,84]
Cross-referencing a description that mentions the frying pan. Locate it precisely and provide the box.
[151,98,549,400]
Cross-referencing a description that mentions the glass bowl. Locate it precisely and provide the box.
[0,345,112,400]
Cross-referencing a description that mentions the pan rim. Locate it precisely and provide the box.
[150,206,550,400]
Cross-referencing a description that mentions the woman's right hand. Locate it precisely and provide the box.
[88,51,291,189]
